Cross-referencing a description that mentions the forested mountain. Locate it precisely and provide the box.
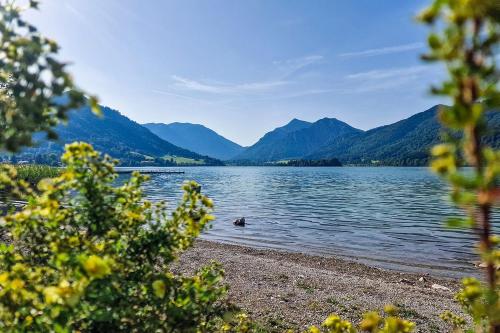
[231,105,500,166]
[9,105,223,166]
[233,118,361,161]
[143,122,244,160]
[307,105,500,165]
[7,103,500,167]
[234,118,311,161]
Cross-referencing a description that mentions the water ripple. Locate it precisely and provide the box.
[122,166,499,277]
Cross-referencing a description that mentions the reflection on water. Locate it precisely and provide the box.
[118,166,493,277]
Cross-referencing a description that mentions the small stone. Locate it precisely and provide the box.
[431,283,451,291]
[399,278,414,285]
[418,276,427,282]
[475,262,500,270]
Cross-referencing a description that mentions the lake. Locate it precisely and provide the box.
[119,166,488,278]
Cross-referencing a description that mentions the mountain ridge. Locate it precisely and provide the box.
[233,117,362,162]
[232,105,500,165]
[10,104,223,166]
[143,122,244,160]
[305,105,444,165]
[7,104,500,167]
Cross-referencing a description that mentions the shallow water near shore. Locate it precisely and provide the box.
[119,166,495,278]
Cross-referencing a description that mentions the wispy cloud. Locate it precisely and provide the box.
[274,55,323,70]
[166,55,322,99]
[170,75,288,94]
[339,42,424,58]
[152,89,209,102]
[165,63,436,101]
[346,65,428,80]
[274,55,324,78]
[342,65,437,93]
[243,88,337,104]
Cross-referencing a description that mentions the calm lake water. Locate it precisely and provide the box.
[119,166,492,277]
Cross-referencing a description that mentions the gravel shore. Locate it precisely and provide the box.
[178,240,469,332]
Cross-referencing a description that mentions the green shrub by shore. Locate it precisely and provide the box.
[0,164,61,185]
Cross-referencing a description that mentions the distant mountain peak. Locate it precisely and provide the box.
[288,118,307,124]
[143,122,244,160]
[287,118,309,125]
[316,117,341,123]
[279,118,311,132]
[233,116,361,162]
[169,122,207,127]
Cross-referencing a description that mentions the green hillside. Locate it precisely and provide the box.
[9,105,223,166]
[307,105,500,165]
[233,118,361,162]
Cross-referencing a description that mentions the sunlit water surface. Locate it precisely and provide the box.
[118,167,497,277]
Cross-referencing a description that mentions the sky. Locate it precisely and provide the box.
[27,0,447,146]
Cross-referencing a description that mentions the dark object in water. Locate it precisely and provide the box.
[233,217,245,226]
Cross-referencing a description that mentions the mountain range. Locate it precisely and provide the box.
[235,105,500,165]
[9,104,223,166]
[6,103,500,167]
[232,118,362,162]
[305,105,446,165]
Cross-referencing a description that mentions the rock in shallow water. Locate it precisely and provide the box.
[233,217,245,227]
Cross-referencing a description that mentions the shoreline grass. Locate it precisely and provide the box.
[2,164,61,185]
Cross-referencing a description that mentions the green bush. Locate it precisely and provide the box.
[0,142,227,332]
[419,0,500,331]
[0,2,233,332]
[5,164,60,184]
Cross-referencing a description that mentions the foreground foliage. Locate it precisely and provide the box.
[420,0,500,332]
[0,0,98,152]
[0,2,230,332]
[0,143,227,332]
[218,307,414,333]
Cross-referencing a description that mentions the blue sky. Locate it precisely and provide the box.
[27,0,446,146]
